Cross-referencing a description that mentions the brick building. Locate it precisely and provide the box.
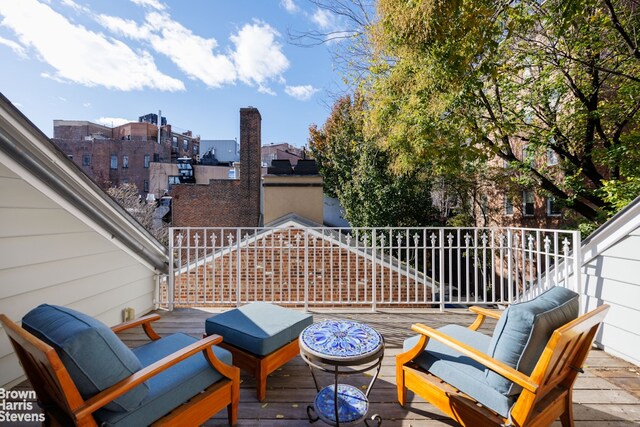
[261,142,305,167]
[472,139,569,229]
[171,107,262,228]
[51,116,199,194]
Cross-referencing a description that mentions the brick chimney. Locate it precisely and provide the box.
[239,107,262,225]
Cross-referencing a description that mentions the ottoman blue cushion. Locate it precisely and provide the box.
[404,324,513,418]
[22,304,148,412]
[486,286,579,395]
[95,333,233,427]
[205,302,313,356]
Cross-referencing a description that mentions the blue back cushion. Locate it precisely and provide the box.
[22,304,148,412]
[486,287,579,395]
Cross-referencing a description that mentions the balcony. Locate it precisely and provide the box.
[163,224,582,310]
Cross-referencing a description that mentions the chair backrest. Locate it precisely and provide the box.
[510,304,610,423]
[0,314,90,426]
[485,286,580,396]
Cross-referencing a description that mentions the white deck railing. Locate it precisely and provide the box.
[159,225,580,311]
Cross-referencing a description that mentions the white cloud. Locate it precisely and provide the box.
[60,0,87,12]
[146,12,237,87]
[0,36,27,57]
[280,0,298,13]
[285,85,319,101]
[130,0,165,11]
[0,0,184,91]
[97,12,289,93]
[83,102,91,107]
[95,117,132,127]
[230,21,289,93]
[312,8,334,30]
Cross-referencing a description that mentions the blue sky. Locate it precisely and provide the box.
[0,0,345,147]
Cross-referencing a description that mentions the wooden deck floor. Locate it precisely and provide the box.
[10,307,640,426]
[115,307,640,426]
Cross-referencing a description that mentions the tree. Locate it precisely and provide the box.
[107,183,168,245]
[309,94,363,198]
[309,94,437,226]
[366,0,640,225]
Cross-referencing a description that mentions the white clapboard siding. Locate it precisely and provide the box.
[0,161,160,388]
[582,224,640,366]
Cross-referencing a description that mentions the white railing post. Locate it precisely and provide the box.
[236,228,241,307]
[304,229,309,312]
[573,231,583,314]
[507,229,513,304]
[372,229,377,313]
[439,228,445,312]
[168,227,175,311]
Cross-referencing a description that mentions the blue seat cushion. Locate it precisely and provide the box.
[22,304,147,412]
[94,333,233,427]
[405,324,513,418]
[486,286,579,395]
[205,302,313,356]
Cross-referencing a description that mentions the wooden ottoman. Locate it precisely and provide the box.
[205,302,313,401]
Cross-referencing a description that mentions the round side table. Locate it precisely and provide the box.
[299,319,384,427]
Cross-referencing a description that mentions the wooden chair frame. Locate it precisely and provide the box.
[396,304,609,427]
[1,313,240,427]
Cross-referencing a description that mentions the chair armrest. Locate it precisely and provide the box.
[410,323,538,393]
[74,334,237,420]
[112,314,161,340]
[468,306,503,331]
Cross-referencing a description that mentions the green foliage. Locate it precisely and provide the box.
[339,142,437,227]
[309,94,438,227]
[308,94,364,198]
[600,177,640,214]
[365,0,640,224]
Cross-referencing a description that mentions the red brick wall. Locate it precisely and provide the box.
[51,138,173,192]
[171,107,262,227]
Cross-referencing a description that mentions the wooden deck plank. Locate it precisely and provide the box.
[11,307,640,426]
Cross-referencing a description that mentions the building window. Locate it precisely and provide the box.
[153,153,160,162]
[523,190,535,216]
[144,154,150,168]
[123,177,129,184]
[82,154,91,166]
[168,175,180,190]
[143,180,149,192]
[183,139,188,150]
[123,155,129,168]
[547,148,558,166]
[547,196,562,216]
[193,144,199,155]
[522,144,535,166]
[504,194,514,215]
[110,155,118,170]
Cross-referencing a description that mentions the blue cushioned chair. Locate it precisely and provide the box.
[1,305,240,426]
[396,287,609,427]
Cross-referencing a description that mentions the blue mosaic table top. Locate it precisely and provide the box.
[300,319,383,361]
[314,384,368,426]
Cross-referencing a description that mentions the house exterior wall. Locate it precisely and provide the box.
[149,162,232,198]
[52,137,173,193]
[51,119,199,196]
[0,163,159,389]
[582,225,640,366]
[172,107,262,228]
[263,175,323,225]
